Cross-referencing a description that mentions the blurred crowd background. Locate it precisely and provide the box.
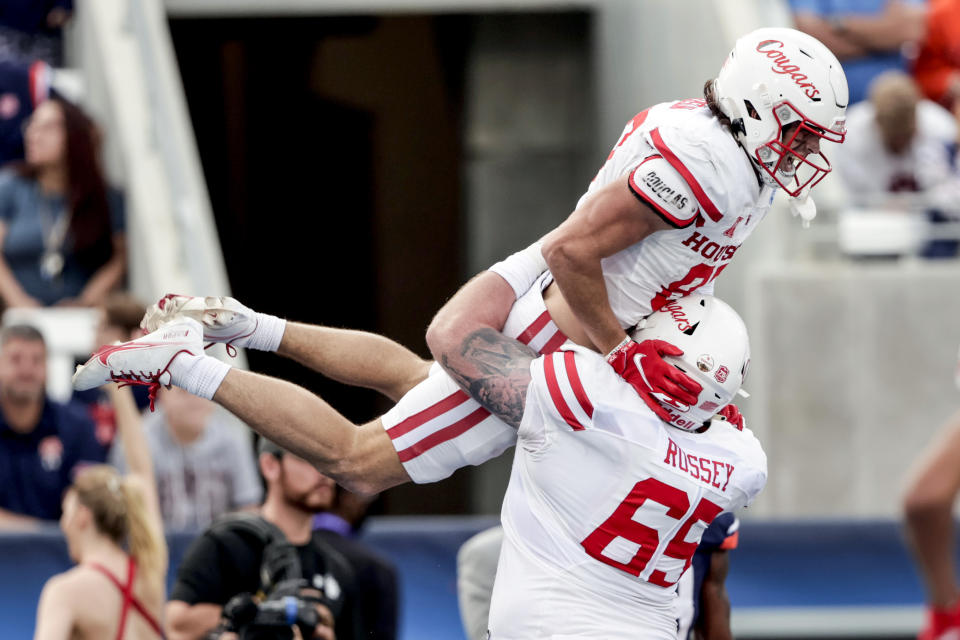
[2,0,960,638]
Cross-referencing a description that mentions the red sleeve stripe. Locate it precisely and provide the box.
[539,330,568,355]
[563,351,593,418]
[544,353,586,431]
[606,108,650,160]
[396,406,491,462]
[517,311,551,346]
[386,390,471,440]
[628,166,696,229]
[650,127,722,222]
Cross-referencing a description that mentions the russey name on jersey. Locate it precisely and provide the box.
[681,232,739,263]
[664,437,735,491]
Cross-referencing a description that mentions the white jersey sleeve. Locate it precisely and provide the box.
[627,154,701,228]
[641,120,734,226]
[520,348,600,450]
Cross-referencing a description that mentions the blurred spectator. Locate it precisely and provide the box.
[165,439,361,640]
[0,1,72,67]
[789,0,927,104]
[903,407,960,639]
[0,324,103,526]
[34,383,166,640]
[111,386,263,532]
[0,96,125,309]
[0,59,50,166]
[913,0,960,110]
[313,488,399,640]
[72,291,150,447]
[834,71,960,256]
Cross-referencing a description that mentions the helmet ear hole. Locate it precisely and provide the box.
[743,100,761,120]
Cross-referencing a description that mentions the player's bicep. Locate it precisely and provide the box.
[543,174,671,264]
[627,155,701,229]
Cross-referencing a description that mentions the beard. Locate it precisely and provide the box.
[279,471,334,513]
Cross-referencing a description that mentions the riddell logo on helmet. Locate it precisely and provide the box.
[661,302,693,332]
[755,40,821,101]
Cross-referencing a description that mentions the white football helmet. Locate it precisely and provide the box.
[631,295,750,431]
[715,27,848,197]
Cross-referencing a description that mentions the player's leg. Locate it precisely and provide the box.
[141,295,430,401]
[903,409,960,629]
[74,319,411,494]
[212,367,408,495]
[278,322,431,402]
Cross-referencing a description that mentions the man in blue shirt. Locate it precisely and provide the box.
[788,0,928,104]
[0,59,50,167]
[0,324,104,526]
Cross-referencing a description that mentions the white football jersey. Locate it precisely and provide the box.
[488,346,767,639]
[582,99,777,328]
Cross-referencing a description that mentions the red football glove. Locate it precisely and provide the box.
[717,403,745,431]
[606,338,702,422]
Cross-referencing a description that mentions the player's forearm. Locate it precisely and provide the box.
[426,271,518,384]
[438,327,536,429]
[278,323,431,402]
[541,243,625,355]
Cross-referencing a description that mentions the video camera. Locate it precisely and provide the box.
[205,514,334,640]
[221,578,323,640]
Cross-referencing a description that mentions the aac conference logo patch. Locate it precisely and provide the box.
[0,93,20,120]
[38,436,63,472]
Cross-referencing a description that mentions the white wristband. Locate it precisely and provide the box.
[488,240,548,299]
[170,354,231,400]
[248,313,287,352]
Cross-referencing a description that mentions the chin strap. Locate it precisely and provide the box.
[789,190,817,228]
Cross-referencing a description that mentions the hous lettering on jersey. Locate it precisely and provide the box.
[663,436,735,491]
[680,232,740,263]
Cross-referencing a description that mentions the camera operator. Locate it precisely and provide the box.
[165,438,362,640]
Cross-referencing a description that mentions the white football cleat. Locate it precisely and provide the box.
[141,294,259,356]
[73,318,204,409]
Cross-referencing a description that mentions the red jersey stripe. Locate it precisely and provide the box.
[387,390,470,440]
[539,329,568,355]
[396,406,491,462]
[650,128,723,222]
[517,311,552,345]
[563,351,593,418]
[607,109,650,160]
[544,353,585,431]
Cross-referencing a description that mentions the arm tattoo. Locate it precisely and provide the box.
[439,328,536,429]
